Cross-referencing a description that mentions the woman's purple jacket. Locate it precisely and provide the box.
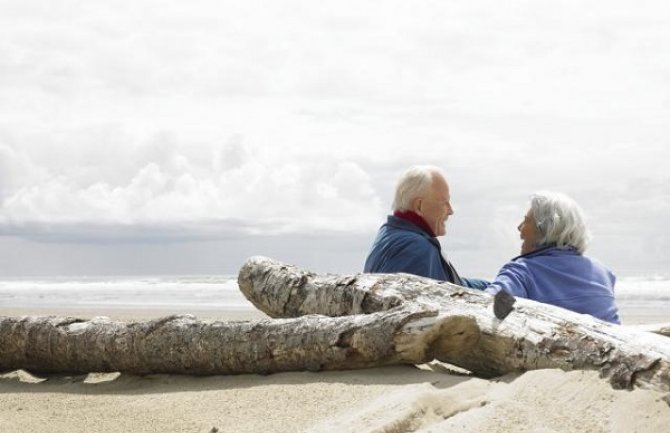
[486,246,620,324]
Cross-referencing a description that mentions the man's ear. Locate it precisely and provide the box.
[412,197,423,214]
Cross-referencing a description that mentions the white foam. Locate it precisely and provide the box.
[0,275,254,310]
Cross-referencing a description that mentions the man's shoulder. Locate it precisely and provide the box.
[378,222,434,248]
[383,215,432,236]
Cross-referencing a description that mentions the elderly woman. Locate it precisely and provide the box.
[486,192,620,324]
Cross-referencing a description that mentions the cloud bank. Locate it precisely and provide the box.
[0,135,384,241]
[1,0,669,275]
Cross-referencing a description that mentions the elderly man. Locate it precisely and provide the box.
[364,165,486,289]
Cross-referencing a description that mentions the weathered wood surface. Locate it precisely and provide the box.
[0,308,467,375]
[1,255,668,396]
[238,256,670,393]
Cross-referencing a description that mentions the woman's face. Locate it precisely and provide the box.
[518,208,539,255]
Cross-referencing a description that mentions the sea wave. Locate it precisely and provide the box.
[0,276,251,310]
[0,275,668,312]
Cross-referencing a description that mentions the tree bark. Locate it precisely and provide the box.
[0,308,481,376]
[1,255,668,396]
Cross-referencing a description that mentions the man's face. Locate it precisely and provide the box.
[415,175,453,237]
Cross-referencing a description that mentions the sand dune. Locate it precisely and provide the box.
[1,366,668,433]
[0,366,458,433]
[311,368,670,433]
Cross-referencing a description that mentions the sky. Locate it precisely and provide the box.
[1,0,669,278]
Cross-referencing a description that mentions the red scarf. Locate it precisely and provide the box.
[393,210,436,237]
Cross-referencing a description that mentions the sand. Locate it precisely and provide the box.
[1,307,668,433]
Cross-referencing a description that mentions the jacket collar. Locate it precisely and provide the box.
[386,215,442,248]
[392,210,436,237]
[512,245,580,261]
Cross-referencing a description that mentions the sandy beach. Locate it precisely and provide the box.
[1,306,669,433]
[5,0,670,430]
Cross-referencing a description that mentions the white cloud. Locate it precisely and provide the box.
[3,1,670,113]
[0,132,384,239]
[0,0,669,276]
[0,144,48,198]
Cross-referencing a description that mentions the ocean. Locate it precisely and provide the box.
[0,275,251,311]
[0,275,668,323]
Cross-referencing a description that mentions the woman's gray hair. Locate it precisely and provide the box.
[529,191,591,254]
[392,165,444,211]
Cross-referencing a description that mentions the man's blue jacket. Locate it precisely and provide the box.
[364,215,464,284]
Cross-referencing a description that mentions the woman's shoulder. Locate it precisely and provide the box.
[499,257,533,275]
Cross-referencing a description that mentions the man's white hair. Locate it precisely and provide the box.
[530,191,591,254]
[392,165,445,211]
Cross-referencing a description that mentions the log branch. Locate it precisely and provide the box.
[0,307,479,375]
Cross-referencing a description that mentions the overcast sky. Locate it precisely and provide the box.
[1,0,669,278]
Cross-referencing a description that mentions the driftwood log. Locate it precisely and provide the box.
[1,256,669,395]
[633,322,670,338]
